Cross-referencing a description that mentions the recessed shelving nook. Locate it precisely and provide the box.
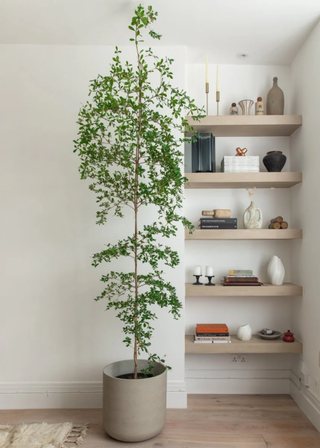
[184,114,303,356]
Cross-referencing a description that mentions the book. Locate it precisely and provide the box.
[226,275,255,278]
[228,269,253,276]
[195,335,231,341]
[196,323,229,334]
[224,276,259,283]
[193,339,212,344]
[196,332,230,337]
[194,341,231,344]
[196,323,229,330]
[199,223,237,229]
[198,218,237,224]
[222,282,262,286]
[193,336,231,344]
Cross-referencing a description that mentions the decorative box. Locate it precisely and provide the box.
[221,156,260,173]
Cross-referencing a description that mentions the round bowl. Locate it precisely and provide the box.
[257,330,282,340]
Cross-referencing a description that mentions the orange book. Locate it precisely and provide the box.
[196,323,229,333]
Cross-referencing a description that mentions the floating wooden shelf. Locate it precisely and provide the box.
[186,115,302,137]
[185,283,302,297]
[185,334,303,354]
[185,172,302,189]
[185,229,302,240]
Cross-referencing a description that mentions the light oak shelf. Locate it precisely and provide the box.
[185,334,303,354]
[186,115,302,137]
[185,229,302,240]
[185,172,302,189]
[186,283,302,297]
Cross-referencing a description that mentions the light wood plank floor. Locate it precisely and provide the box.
[1,395,320,447]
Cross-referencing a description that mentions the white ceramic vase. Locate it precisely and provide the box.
[243,201,263,229]
[237,324,252,341]
[267,255,285,285]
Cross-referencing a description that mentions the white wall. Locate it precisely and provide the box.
[1,36,320,420]
[0,44,187,408]
[289,19,320,431]
[185,64,298,394]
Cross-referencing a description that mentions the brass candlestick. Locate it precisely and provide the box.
[206,82,209,115]
[216,90,220,116]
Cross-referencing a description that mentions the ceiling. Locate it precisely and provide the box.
[1,0,320,64]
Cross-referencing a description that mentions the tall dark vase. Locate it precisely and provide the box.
[192,133,216,172]
[263,151,287,172]
[266,77,284,115]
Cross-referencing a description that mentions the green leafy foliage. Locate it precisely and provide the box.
[74,4,205,378]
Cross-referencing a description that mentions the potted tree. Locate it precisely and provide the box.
[74,4,204,443]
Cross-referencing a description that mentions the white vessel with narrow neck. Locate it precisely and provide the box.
[267,256,285,285]
[243,201,263,229]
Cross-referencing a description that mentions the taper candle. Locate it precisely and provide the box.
[194,265,202,276]
[206,56,208,83]
[216,65,219,91]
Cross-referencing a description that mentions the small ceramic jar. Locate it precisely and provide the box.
[283,330,295,342]
[255,97,264,115]
[230,103,239,115]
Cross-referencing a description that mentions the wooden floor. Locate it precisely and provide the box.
[1,395,320,447]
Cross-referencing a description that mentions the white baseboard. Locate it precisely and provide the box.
[0,382,102,409]
[186,368,291,394]
[167,381,187,408]
[290,373,320,432]
[0,381,187,410]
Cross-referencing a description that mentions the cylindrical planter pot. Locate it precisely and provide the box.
[103,359,167,442]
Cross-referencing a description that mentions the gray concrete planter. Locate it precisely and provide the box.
[103,359,167,442]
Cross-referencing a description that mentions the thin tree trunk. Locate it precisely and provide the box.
[133,28,143,380]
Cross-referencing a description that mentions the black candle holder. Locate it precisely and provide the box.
[193,275,203,285]
[205,275,215,286]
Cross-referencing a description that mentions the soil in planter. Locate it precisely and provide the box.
[117,372,154,379]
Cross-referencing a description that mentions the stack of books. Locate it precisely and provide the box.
[222,269,262,286]
[194,323,231,343]
[199,217,237,229]
[221,156,260,173]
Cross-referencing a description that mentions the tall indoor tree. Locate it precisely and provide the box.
[74,4,204,380]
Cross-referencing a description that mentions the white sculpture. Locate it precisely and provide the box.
[267,255,285,285]
[243,201,263,229]
[237,324,252,341]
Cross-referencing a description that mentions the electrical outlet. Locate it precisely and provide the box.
[314,377,320,392]
[231,355,247,363]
